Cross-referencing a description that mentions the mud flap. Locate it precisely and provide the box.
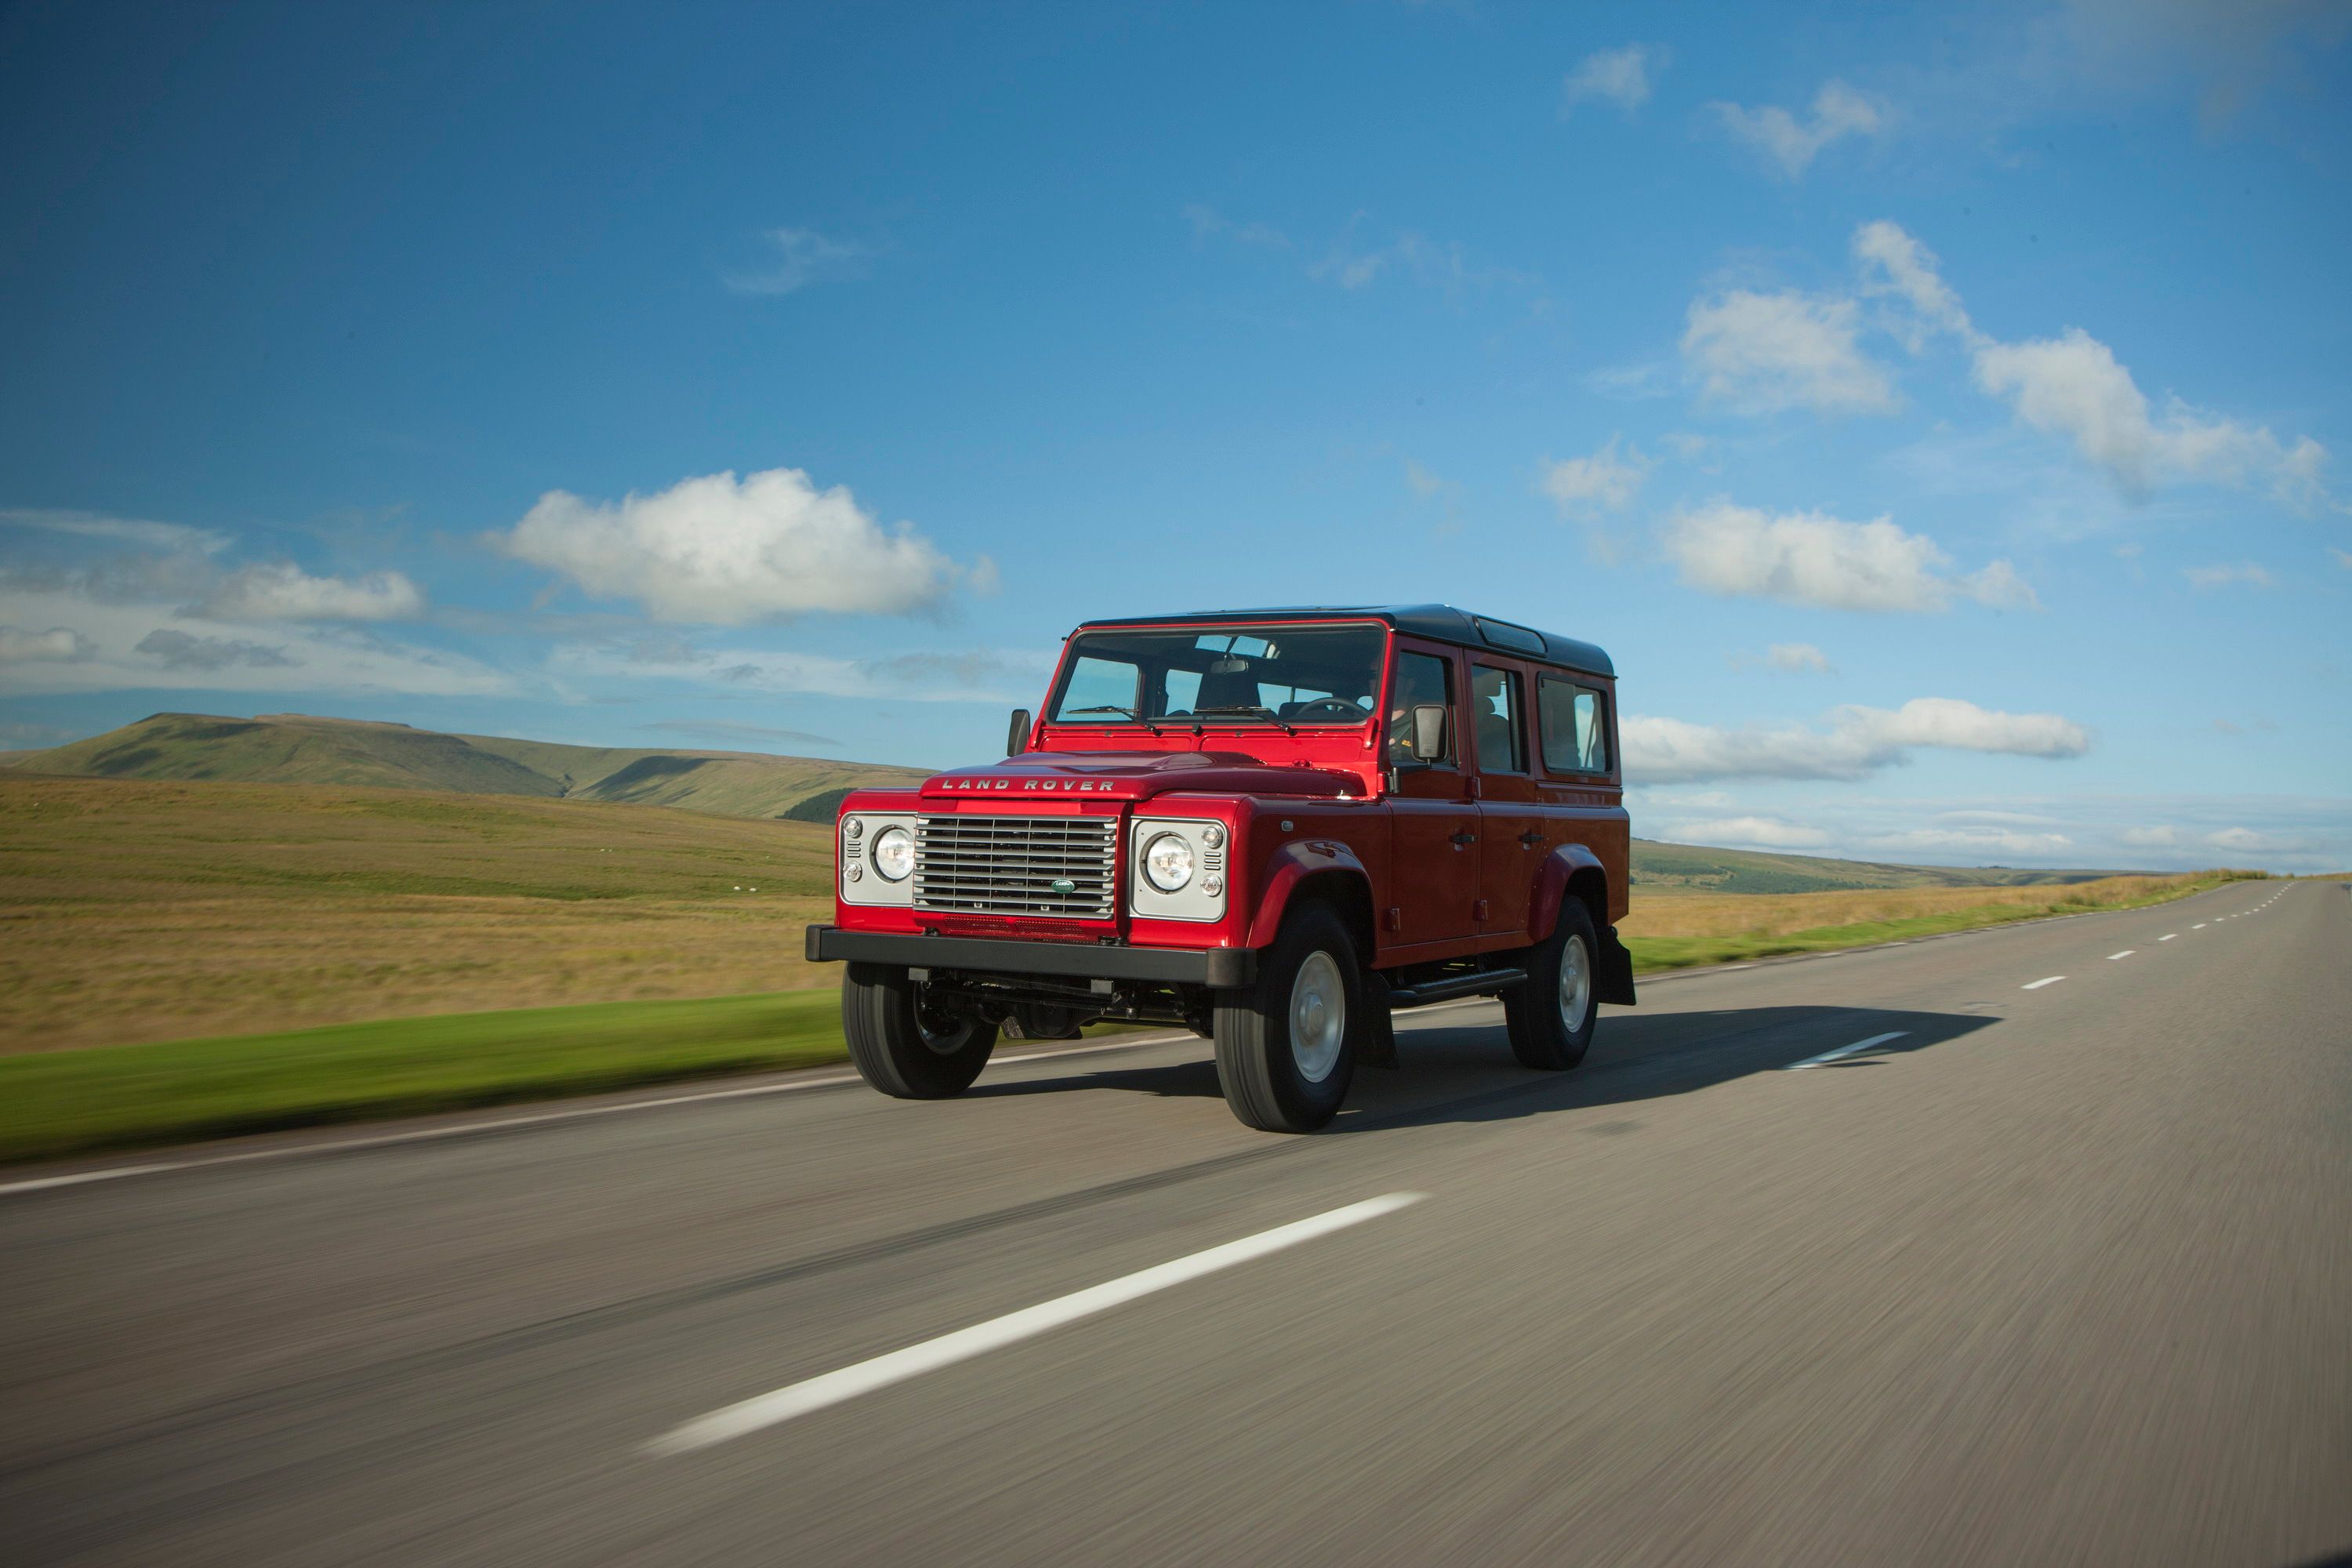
[1596,927,1638,1007]
[1356,969,1402,1069]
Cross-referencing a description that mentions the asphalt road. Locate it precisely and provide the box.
[3,880,2347,1566]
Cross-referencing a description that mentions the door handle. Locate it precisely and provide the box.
[1518,831,1546,848]
[1449,831,1478,846]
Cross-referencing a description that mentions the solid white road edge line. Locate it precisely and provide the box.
[2108,950,2135,960]
[1782,1031,1910,1072]
[2022,976,2066,990]
[644,1191,1432,1457]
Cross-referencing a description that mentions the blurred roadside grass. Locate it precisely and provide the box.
[0,990,846,1165]
[0,868,2256,1166]
[1618,871,2246,971]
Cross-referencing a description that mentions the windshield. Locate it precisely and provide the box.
[1047,624,1387,727]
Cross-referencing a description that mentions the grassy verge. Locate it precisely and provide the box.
[0,869,2255,1167]
[1624,870,2252,973]
[0,989,850,1165]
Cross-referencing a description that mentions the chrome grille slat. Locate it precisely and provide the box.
[914,814,1119,918]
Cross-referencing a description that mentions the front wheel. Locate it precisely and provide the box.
[1213,904,1360,1132]
[843,963,998,1098]
[1504,898,1599,1071]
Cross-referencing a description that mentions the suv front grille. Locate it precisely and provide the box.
[914,814,1118,919]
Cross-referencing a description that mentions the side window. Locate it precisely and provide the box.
[1538,677,1609,773]
[1061,655,1140,717]
[1385,651,1454,765]
[1470,665,1526,774]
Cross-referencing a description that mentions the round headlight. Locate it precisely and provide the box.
[871,826,915,882]
[1142,832,1196,892]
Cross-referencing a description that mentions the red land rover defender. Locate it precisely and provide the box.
[805,606,1636,1131]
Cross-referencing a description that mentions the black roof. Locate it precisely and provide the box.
[1071,604,1614,678]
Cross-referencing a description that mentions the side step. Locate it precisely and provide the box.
[1386,967,1527,1009]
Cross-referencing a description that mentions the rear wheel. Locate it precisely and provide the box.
[1504,897,1599,1071]
[1213,904,1359,1132]
[843,963,998,1098]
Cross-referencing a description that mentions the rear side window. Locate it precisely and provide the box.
[1538,677,1609,774]
[1470,665,1526,774]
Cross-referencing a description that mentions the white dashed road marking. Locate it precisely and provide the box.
[1783,1032,1910,1072]
[2159,934,2176,941]
[645,1192,1431,1456]
[2023,976,2066,990]
[2108,950,2135,960]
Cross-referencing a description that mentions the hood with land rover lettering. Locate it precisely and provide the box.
[922,751,1356,803]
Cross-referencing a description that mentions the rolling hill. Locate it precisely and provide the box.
[0,712,927,819]
[4,711,2136,891]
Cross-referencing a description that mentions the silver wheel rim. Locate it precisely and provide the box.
[1289,951,1346,1083]
[1559,935,1592,1035]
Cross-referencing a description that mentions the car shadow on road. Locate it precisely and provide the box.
[965,1005,1998,1133]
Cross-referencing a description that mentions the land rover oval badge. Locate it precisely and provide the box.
[1050,877,1076,893]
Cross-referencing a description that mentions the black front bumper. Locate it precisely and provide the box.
[805,925,1256,989]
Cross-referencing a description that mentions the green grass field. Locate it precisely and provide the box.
[0,990,851,1164]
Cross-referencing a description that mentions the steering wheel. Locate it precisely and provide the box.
[1289,697,1369,722]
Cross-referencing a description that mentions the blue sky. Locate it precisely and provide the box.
[2,0,2347,870]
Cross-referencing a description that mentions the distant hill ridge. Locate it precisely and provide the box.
[2,712,928,820]
[4,712,2131,888]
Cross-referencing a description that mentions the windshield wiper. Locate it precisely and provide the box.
[1064,704,1161,735]
[1187,704,1294,735]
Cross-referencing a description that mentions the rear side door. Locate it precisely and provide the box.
[1467,659,1543,945]
[1381,641,1480,957]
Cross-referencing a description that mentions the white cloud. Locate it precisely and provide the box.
[724,227,868,296]
[1563,45,1663,114]
[1711,80,1888,178]
[1671,815,1831,849]
[1682,290,1896,416]
[0,586,511,699]
[196,562,423,622]
[495,466,979,625]
[134,628,296,672]
[2332,547,2352,569]
[1663,500,2037,612]
[1864,826,2075,857]
[552,640,1048,705]
[0,507,231,555]
[2183,561,2277,590]
[0,625,96,663]
[2122,825,2179,847]
[1538,436,1650,517]
[1621,697,2089,784]
[1766,642,1831,673]
[1853,220,1970,343]
[1403,460,1445,499]
[1971,329,2325,504]
[1846,221,2339,507]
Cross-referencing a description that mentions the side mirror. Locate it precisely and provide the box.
[1410,703,1447,763]
[1006,707,1032,757]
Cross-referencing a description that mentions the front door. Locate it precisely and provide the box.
[1381,642,1480,958]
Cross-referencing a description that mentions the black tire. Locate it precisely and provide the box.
[1213,903,1360,1132]
[1504,897,1600,1071]
[842,962,998,1099]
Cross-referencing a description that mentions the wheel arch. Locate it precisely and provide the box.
[1244,841,1376,956]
